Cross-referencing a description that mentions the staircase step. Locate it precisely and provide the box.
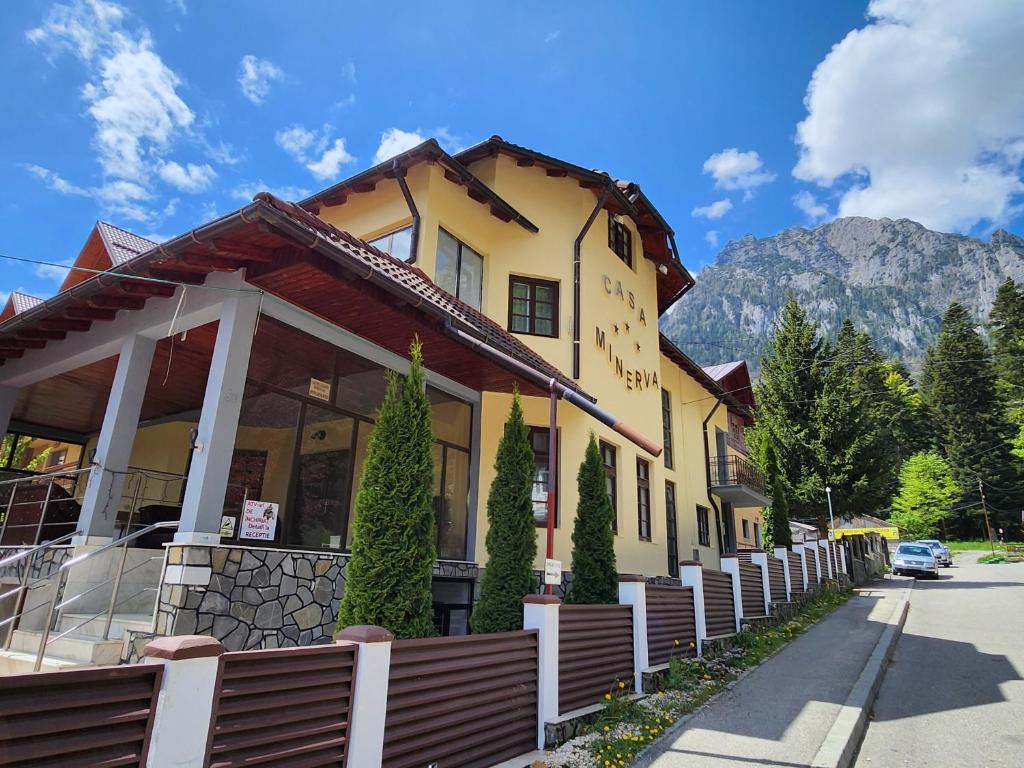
[9,629,122,665]
[0,649,83,676]
[58,613,152,640]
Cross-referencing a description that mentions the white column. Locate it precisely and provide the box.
[812,542,822,583]
[176,295,259,545]
[77,334,156,543]
[524,595,560,748]
[821,540,833,579]
[719,556,744,632]
[774,546,792,601]
[618,575,648,692]
[143,635,224,768]
[0,385,16,436]
[839,543,847,576]
[336,626,393,768]
[793,544,809,591]
[749,551,772,614]
[679,562,707,656]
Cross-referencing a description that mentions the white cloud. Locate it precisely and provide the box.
[22,164,88,196]
[544,30,561,43]
[374,128,426,164]
[166,0,186,13]
[794,0,1024,232]
[205,140,241,166]
[36,258,73,282]
[793,191,830,223]
[231,180,312,202]
[703,148,775,196]
[340,61,356,85]
[705,230,720,248]
[275,123,355,181]
[691,198,733,220]
[157,161,216,192]
[238,54,283,104]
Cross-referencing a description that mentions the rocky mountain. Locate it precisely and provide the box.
[661,217,1024,373]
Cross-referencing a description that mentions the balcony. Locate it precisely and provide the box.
[710,455,771,508]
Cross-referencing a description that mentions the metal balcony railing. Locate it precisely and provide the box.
[711,455,767,496]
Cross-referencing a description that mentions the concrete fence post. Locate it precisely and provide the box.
[749,550,772,614]
[839,543,847,577]
[336,625,394,768]
[792,544,809,592]
[774,546,792,601]
[719,556,743,632]
[679,561,706,656]
[821,540,833,579]
[618,575,648,692]
[143,635,225,768]
[811,542,822,584]
[523,595,560,749]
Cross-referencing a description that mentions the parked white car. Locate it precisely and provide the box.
[917,539,952,567]
[892,543,940,578]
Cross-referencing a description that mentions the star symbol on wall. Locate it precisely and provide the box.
[612,323,619,334]
[635,341,641,352]
[624,322,631,333]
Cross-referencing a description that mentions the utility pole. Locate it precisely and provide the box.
[978,476,995,555]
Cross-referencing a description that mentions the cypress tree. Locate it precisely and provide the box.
[336,339,437,639]
[470,392,537,634]
[922,303,1023,538]
[566,434,618,604]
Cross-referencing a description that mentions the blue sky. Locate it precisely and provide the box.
[2,0,1023,302]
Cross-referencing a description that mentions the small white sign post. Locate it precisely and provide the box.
[543,558,562,587]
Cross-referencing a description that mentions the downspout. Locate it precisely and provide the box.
[703,398,726,556]
[572,187,610,379]
[392,159,420,264]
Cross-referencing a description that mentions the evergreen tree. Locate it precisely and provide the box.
[470,392,537,634]
[566,434,618,604]
[922,303,1023,538]
[336,339,437,639]
[989,278,1024,399]
[890,451,960,540]
[759,440,792,549]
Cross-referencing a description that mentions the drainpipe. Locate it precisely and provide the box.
[392,159,420,264]
[703,398,726,555]
[572,187,610,379]
[545,379,558,594]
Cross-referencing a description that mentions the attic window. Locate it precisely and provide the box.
[368,226,413,262]
[608,213,632,268]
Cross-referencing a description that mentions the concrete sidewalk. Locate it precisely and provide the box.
[638,579,909,768]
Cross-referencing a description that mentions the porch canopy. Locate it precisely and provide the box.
[0,193,591,547]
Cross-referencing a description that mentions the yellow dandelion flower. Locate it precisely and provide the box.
[605,693,612,701]
[618,681,625,689]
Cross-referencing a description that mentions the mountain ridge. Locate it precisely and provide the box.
[661,216,1024,372]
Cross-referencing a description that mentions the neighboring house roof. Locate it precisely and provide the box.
[96,221,157,265]
[298,138,538,233]
[0,291,44,324]
[703,359,755,413]
[702,361,744,381]
[659,334,749,415]
[837,514,893,530]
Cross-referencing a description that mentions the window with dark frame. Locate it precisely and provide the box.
[368,225,413,262]
[665,481,679,577]
[742,519,750,540]
[608,213,633,268]
[661,389,674,469]
[754,521,761,546]
[435,228,484,310]
[697,505,711,547]
[600,440,618,534]
[636,457,651,541]
[508,276,559,337]
[528,426,558,527]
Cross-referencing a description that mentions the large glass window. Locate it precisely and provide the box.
[436,228,483,310]
[0,433,84,473]
[508,277,558,337]
[661,389,674,470]
[529,427,557,526]
[665,481,679,577]
[368,226,413,262]
[433,443,470,560]
[289,407,356,550]
[637,458,651,541]
[600,440,618,534]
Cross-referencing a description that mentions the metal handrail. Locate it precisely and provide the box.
[57,520,178,572]
[0,466,92,487]
[0,530,80,569]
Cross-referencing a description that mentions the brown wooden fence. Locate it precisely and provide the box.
[0,664,162,768]
[806,545,820,584]
[738,562,767,618]
[382,630,537,768]
[646,585,697,665]
[702,568,736,637]
[206,644,356,768]
[559,604,634,714]
[767,556,787,603]
[787,551,806,594]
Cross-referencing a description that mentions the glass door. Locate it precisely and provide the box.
[289,406,356,550]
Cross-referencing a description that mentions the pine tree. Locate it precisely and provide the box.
[470,392,538,634]
[989,278,1024,398]
[566,434,618,604]
[890,451,959,540]
[759,440,792,549]
[922,303,1023,538]
[336,339,437,639]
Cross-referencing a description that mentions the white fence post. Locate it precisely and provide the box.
[336,625,393,768]
[719,556,743,632]
[524,595,560,749]
[839,543,847,577]
[143,635,224,768]
[774,546,792,601]
[618,575,648,693]
[811,542,822,584]
[749,550,772,614]
[792,543,809,592]
[821,540,833,579]
[679,561,707,656]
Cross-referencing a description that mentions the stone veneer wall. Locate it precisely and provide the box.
[145,544,479,656]
[0,545,72,583]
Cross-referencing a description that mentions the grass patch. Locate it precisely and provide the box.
[544,588,851,767]
[946,540,1001,552]
[977,553,1008,564]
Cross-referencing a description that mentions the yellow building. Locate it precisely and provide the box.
[0,136,768,642]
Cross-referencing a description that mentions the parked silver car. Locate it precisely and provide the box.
[893,543,939,578]
[917,539,952,567]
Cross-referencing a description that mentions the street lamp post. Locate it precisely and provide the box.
[825,485,836,540]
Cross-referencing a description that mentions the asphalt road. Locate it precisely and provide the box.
[855,553,1024,767]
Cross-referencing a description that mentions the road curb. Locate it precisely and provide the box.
[809,583,912,768]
